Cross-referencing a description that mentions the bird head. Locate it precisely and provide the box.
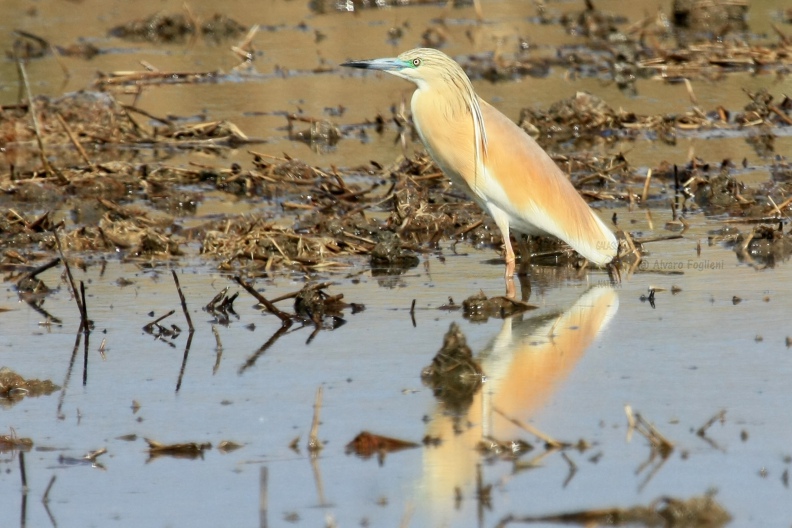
[342,48,465,91]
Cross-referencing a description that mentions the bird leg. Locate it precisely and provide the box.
[490,207,517,298]
[504,245,516,299]
[516,235,532,276]
[502,231,517,299]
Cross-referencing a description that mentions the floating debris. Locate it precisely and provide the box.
[345,431,420,459]
[217,440,243,453]
[294,282,351,328]
[462,291,537,322]
[476,437,534,462]
[369,231,420,273]
[58,448,108,469]
[497,491,731,527]
[145,438,212,460]
[0,429,33,452]
[733,224,792,267]
[0,367,60,404]
[8,30,100,61]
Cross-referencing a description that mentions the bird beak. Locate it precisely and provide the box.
[341,58,406,71]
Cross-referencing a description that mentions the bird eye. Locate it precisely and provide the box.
[412,58,421,67]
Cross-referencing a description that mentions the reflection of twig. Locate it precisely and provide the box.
[625,406,675,491]
[513,447,558,472]
[81,282,90,386]
[561,452,578,488]
[494,407,567,449]
[625,404,636,442]
[636,446,670,492]
[259,466,268,528]
[19,450,27,490]
[696,409,726,451]
[175,332,194,392]
[476,463,492,524]
[308,386,323,453]
[56,331,81,420]
[211,326,223,374]
[309,454,328,507]
[238,324,290,374]
[41,474,57,527]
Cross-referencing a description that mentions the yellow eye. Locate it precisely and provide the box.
[412,58,421,67]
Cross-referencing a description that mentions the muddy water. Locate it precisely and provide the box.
[2,0,792,527]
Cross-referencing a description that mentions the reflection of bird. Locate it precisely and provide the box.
[421,286,619,521]
[343,48,617,294]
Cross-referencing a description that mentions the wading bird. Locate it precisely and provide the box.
[342,48,617,295]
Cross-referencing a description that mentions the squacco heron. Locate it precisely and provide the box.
[342,48,617,291]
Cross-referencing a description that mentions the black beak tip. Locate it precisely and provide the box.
[341,60,368,69]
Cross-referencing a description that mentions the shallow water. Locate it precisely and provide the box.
[2,217,792,527]
[2,0,792,526]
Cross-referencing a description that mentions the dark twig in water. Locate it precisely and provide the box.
[53,230,90,332]
[233,276,293,325]
[410,299,416,327]
[171,270,194,332]
[144,310,176,330]
[21,257,60,282]
[80,281,90,386]
[269,282,333,304]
